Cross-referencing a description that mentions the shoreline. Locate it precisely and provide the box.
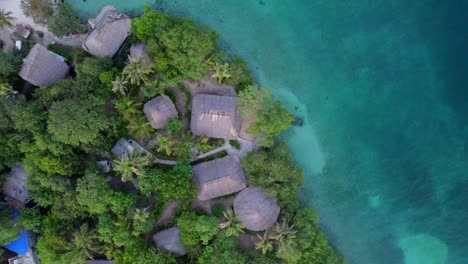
[0,0,49,32]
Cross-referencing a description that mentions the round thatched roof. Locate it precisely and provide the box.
[143,95,178,129]
[234,187,280,231]
[153,227,186,256]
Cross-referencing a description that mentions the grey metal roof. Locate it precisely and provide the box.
[190,94,241,139]
[3,164,29,204]
[234,187,280,231]
[153,227,187,256]
[19,44,69,87]
[82,6,131,58]
[193,155,247,201]
[143,96,178,129]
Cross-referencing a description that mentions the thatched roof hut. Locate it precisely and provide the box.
[14,24,31,39]
[193,155,247,201]
[19,44,69,87]
[153,227,187,256]
[3,164,29,204]
[234,187,280,231]
[144,96,178,129]
[129,43,154,68]
[82,6,131,58]
[190,94,241,139]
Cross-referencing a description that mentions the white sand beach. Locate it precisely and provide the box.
[0,0,48,31]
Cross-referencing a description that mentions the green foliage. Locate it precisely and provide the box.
[113,151,152,182]
[47,96,109,147]
[210,62,231,83]
[20,208,43,233]
[229,139,241,150]
[0,81,17,96]
[139,161,194,203]
[127,115,154,141]
[198,234,247,264]
[113,98,142,122]
[76,172,114,214]
[20,0,53,25]
[210,204,225,218]
[133,8,218,86]
[0,51,22,79]
[122,59,154,86]
[238,85,294,147]
[242,144,304,213]
[47,3,84,36]
[111,75,128,95]
[77,57,114,87]
[219,209,245,238]
[64,223,101,264]
[166,118,183,135]
[178,212,220,250]
[0,9,15,29]
[120,240,173,264]
[0,208,21,245]
[225,58,254,88]
[238,85,268,118]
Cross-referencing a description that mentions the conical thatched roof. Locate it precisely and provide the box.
[129,43,154,68]
[234,187,280,231]
[193,155,247,201]
[144,96,178,129]
[190,94,241,139]
[153,227,187,256]
[3,164,29,207]
[111,139,153,159]
[19,44,69,87]
[82,6,131,58]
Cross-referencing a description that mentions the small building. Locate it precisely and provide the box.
[143,96,178,129]
[153,227,187,256]
[192,155,247,201]
[111,139,152,159]
[96,160,112,173]
[19,44,69,87]
[14,24,31,39]
[82,6,131,58]
[191,94,241,139]
[129,43,154,68]
[3,165,29,207]
[233,187,280,231]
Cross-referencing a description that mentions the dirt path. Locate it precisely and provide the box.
[157,200,178,226]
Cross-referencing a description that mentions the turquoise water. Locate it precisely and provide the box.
[70,1,468,263]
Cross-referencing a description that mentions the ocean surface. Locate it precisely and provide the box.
[69,1,468,263]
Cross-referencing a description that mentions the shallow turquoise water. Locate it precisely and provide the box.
[70,1,468,263]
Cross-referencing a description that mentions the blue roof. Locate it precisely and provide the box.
[4,231,29,255]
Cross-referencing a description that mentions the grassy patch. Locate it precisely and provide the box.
[229,139,241,150]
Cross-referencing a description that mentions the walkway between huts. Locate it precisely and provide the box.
[157,200,178,226]
[149,136,253,166]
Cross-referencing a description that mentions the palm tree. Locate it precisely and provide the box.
[122,60,154,86]
[113,150,151,182]
[0,10,15,29]
[127,116,154,142]
[113,98,142,121]
[211,62,231,83]
[65,223,101,263]
[157,136,174,156]
[133,207,150,223]
[0,82,18,96]
[255,230,274,255]
[112,75,128,95]
[219,208,245,237]
[270,219,297,252]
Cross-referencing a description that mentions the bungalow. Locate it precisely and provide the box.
[192,155,247,201]
[153,227,187,256]
[143,96,178,129]
[233,187,280,231]
[190,94,241,139]
[82,6,131,58]
[111,139,152,159]
[3,164,29,209]
[19,44,69,87]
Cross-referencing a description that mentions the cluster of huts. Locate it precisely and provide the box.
[5,5,282,260]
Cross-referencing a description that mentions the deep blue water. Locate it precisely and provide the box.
[70,1,468,263]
